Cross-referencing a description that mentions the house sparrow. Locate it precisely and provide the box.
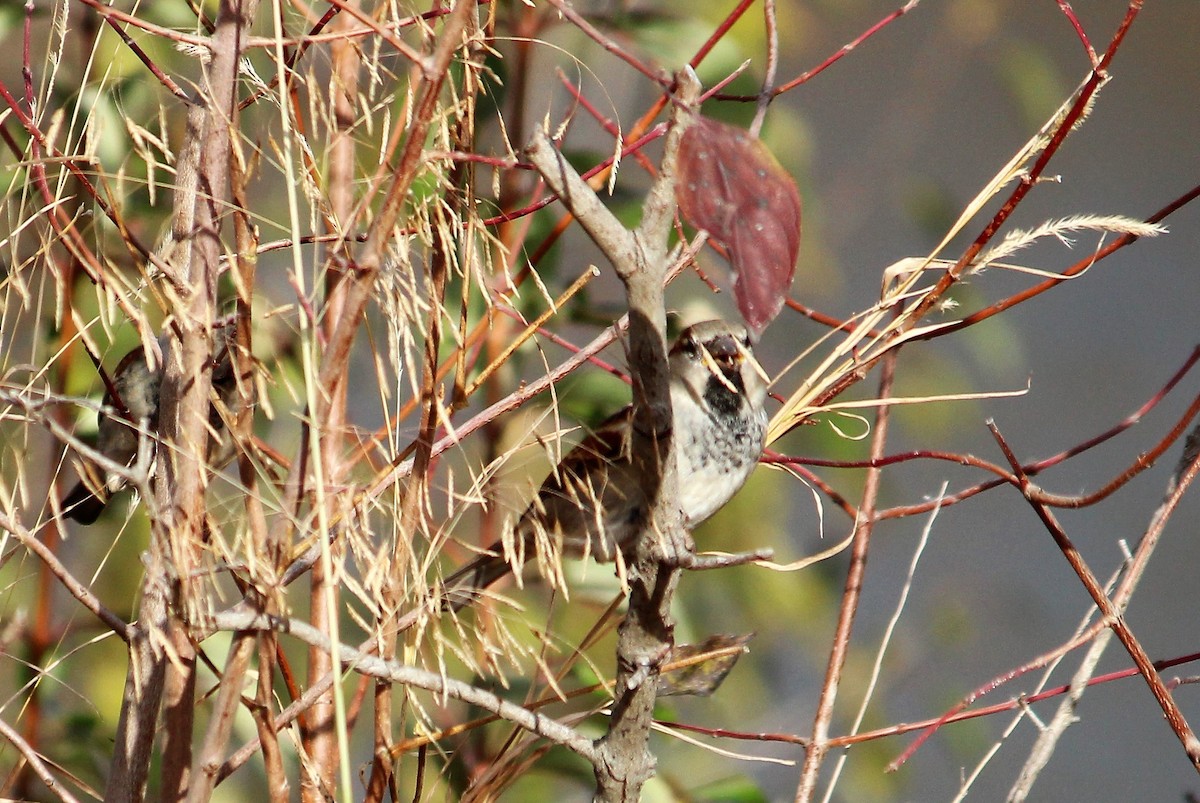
[61,323,248,524]
[441,319,769,609]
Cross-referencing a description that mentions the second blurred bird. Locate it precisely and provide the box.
[61,322,251,524]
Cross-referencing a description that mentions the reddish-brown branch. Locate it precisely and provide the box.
[795,347,898,801]
[94,10,193,101]
[773,344,1200,522]
[916,182,1200,342]
[1028,387,1200,509]
[806,3,1148,416]
[988,420,1200,770]
[544,0,667,86]
[890,622,1106,769]
[691,0,757,69]
[1056,1,1099,66]
[559,71,658,176]
[715,0,920,101]
[762,450,860,520]
[784,298,885,335]
[898,2,1143,333]
[896,415,1200,772]
[660,649,1200,752]
[0,77,149,286]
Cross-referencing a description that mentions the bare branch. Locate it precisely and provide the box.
[987,420,1200,770]
[204,609,598,762]
[0,715,82,803]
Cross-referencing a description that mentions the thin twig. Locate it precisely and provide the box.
[988,420,1200,771]
[0,715,82,803]
[795,344,899,802]
[0,513,131,641]
[205,609,598,761]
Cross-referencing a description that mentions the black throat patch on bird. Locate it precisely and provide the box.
[703,369,746,418]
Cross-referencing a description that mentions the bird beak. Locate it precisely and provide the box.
[701,337,768,395]
[698,334,746,393]
[705,333,741,364]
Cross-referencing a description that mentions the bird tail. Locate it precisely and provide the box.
[61,481,109,525]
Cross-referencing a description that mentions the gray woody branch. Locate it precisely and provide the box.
[109,2,259,800]
[204,609,597,762]
[524,66,702,803]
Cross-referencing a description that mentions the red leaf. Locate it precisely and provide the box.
[676,116,802,334]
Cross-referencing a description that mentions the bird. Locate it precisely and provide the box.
[440,319,769,610]
[60,323,248,524]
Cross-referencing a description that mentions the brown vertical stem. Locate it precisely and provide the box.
[185,632,256,802]
[371,41,478,790]
[183,101,268,798]
[159,626,198,800]
[106,2,259,800]
[300,4,361,797]
[313,0,475,407]
[106,581,170,802]
[254,635,290,797]
[794,347,898,802]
